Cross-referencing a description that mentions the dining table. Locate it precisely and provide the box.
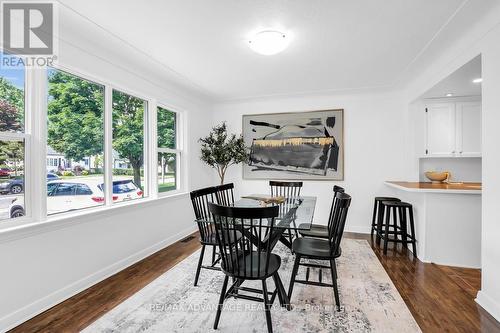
[233,194,317,250]
[197,194,317,309]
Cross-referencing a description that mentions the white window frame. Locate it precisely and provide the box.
[155,104,183,197]
[0,57,30,228]
[109,87,150,204]
[0,59,187,233]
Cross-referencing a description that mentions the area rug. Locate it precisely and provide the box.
[83,239,421,332]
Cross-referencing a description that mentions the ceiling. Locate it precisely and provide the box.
[57,0,482,101]
[421,55,481,99]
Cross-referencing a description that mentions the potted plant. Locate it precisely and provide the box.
[199,122,248,185]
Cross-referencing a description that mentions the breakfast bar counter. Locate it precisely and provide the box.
[384,180,481,268]
[385,181,482,194]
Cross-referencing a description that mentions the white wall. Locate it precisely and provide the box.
[404,2,500,322]
[418,157,482,182]
[478,23,500,324]
[0,9,215,332]
[213,90,409,234]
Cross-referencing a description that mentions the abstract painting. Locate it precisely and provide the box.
[242,109,344,180]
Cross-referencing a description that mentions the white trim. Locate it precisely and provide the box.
[148,99,158,198]
[27,67,49,222]
[0,223,198,332]
[157,148,180,154]
[476,290,500,323]
[156,104,184,196]
[104,85,113,206]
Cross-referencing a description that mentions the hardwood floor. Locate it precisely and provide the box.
[9,232,500,333]
[346,232,500,333]
[9,234,201,333]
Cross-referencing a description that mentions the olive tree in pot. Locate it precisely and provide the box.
[199,122,248,185]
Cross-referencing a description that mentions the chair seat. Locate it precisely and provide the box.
[298,223,329,238]
[292,238,341,259]
[222,252,281,279]
[200,230,242,245]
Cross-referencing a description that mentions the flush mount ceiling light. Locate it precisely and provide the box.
[446,93,454,97]
[472,78,482,83]
[248,30,288,55]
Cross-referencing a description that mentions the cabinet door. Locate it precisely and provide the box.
[456,101,481,156]
[426,104,456,155]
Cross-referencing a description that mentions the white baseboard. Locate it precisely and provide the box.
[0,225,198,332]
[345,225,371,234]
[476,290,500,323]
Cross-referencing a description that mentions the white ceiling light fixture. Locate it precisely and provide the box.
[248,30,289,56]
[445,93,453,97]
[472,78,482,83]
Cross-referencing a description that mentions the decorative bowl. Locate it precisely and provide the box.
[425,171,450,183]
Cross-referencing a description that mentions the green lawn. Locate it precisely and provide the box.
[159,182,176,193]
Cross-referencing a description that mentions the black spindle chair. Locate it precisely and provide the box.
[190,186,224,286]
[269,181,303,245]
[288,192,351,311]
[299,185,345,239]
[215,183,235,205]
[209,203,287,333]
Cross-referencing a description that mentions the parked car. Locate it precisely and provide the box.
[8,197,24,218]
[47,173,60,181]
[0,168,11,177]
[9,179,143,217]
[0,174,60,195]
[0,178,23,194]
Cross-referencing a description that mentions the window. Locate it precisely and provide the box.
[0,52,26,222]
[0,55,185,229]
[46,68,105,215]
[112,89,147,202]
[157,106,178,193]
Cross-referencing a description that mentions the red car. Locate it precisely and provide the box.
[0,168,11,177]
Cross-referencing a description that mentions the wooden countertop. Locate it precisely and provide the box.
[385,181,482,194]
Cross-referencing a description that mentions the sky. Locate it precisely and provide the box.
[0,52,25,89]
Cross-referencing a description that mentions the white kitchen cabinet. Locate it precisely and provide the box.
[456,101,481,156]
[425,101,481,157]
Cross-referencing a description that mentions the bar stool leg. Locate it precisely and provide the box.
[383,205,391,255]
[392,206,398,250]
[376,204,385,245]
[371,199,378,236]
[399,206,408,250]
[409,206,417,257]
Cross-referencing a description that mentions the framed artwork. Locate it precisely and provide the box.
[242,109,344,180]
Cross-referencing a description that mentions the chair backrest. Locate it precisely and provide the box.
[208,203,279,278]
[190,186,218,242]
[269,181,303,198]
[215,183,235,205]
[327,192,352,257]
[333,185,345,194]
[327,185,345,225]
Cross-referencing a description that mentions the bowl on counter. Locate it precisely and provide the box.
[425,171,450,183]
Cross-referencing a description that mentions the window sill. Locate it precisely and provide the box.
[0,191,189,244]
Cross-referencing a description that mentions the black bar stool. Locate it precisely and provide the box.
[371,197,401,242]
[380,201,417,257]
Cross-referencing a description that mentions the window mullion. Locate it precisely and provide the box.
[104,86,113,206]
[28,66,48,221]
[149,99,158,198]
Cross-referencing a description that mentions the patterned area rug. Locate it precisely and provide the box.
[83,239,421,332]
